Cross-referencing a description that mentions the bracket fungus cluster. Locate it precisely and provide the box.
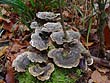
[12,12,93,81]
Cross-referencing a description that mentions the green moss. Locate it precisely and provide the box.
[17,70,36,83]
[17,66,82,83]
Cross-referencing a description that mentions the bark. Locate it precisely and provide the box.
[97,0,107,57]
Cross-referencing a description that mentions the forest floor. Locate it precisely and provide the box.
[0,1,110,83]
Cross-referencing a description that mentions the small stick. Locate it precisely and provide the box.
[58,0,67,39]
[21,33,31,42]
[92,56,110,68]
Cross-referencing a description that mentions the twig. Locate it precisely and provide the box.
[0,40,9,47]
[58,0,67,39]
[21,33,31,42]
[92,56,110,68]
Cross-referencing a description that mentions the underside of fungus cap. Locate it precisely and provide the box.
[41,22,62,32]
[12,52,30,72]
[36,12,60,20]
[30,31,49,51]
[27,52,46,63]
[29,63,54,81]
[50,30,80,45]
[48,48,81,68]
[30,21,39,29]
[37,63,54,81]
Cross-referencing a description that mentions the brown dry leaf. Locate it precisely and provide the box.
[106,80,110,83]
[1,8,7,15]
[5,61,15,83]
[3,21,13,32]
[5,38,29,62]
[91,70,102,83]
[84,42,94,47]
[90,29,97,34]
[5,68,15,83]
[63,10,72,18]
[91,70,110,83]
[101,75,108,82]
[0,80,5,83]
[10,39,29,53]
[11,43,22,53]
[0,46,8,57]
[96,67,109,74]
[2,32,13,40]
[0,17,3,23]
[0,17,10,23]
[81,36,94,47]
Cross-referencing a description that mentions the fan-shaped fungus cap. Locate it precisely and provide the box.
[12,52,30,72]
[29,63,54,81]
[27,52,46,63]
[37,63,54,81]
[36,12,60,20]
[48,47,81,68]
[30,21,39,29]
[28,64,44,77]
[30,31,48,51]
[41,22,62,32]
[50,30,80,45]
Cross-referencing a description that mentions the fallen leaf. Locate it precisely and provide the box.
[101,75,108,82]
[10,43,23,53]
[5,61,15,83]
[0,80,5,83]
[0,17,3,23]
[0,17,10,23]
[96,67,109,74]
[106,80,110,83]
[91,70,102,83]
[0,46,8,57]
[83,42,94,47]
[81,36,94,47]
[90,29,97,34]
[63,10,73,18]
[1,8,7,15]
[3,21,13,32]
[91,70,110,83]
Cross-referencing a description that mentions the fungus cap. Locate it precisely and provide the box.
[30,32,48,51]
[41,22,62,32]
[27,52,46,63]
[29,63,54,81]
[48,47,81,68]
[28,64,44,77]
[30,21,39,29]
[37,63,54,81]
[50,30,80,45]
[12,52,30,72]
[36,12,60,20]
